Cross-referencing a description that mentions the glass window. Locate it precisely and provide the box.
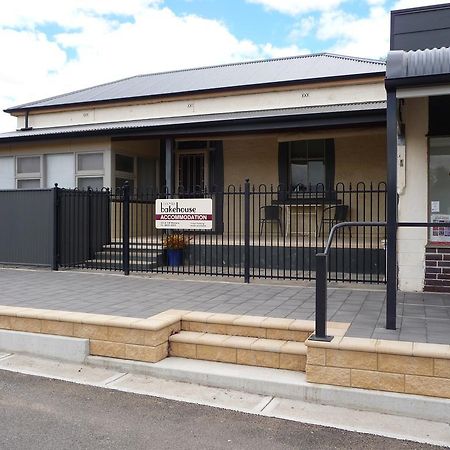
[289,139,326,192]
[17,156,40,174]
[429,137,450,243]
[77,153,103,171]
[17,179,40,189]
[77,177,104,190]
[115,154,134,173]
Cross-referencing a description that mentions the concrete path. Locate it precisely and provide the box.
[0,355,448,448]
[1,267,450,344]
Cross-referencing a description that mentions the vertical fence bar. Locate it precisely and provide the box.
[52,183,59,271]
[244,179,251,283]
[122,182,130,276]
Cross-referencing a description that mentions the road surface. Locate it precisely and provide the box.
[0,370,445,450]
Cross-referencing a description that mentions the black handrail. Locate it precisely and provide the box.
[310,221,386,342]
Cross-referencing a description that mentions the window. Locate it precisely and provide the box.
[278,139,334,198]
[16,155,42,189]
[114,154,135,190]
[76,152,104,190]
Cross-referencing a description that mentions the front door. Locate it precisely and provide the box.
[176,151,208,194]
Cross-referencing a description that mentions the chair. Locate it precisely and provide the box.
[259,205,283,236]
[318,205,349,237]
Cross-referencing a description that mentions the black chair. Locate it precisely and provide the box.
[318,205,349,237]
[259,205,283,236]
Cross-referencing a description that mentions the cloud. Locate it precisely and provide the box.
[0,1,307,132]
[289,16,316,40]
[246,0,345,15]
[261,43,310,58]
[393,0,450,9]
[317,6,390,58]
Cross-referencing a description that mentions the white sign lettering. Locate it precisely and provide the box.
[155,198,213,230]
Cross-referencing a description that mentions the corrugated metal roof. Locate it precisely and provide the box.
[0,101,386,141]
[6,53,385,112]
[386,47,450,79]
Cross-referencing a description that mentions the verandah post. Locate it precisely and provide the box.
[244,179,251,283]
[122,181,130,276]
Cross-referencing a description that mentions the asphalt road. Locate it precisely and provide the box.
[0,370,446,450]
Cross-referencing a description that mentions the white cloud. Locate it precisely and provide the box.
[317,6,390,58]
[393,0,450,9]
[261,43,310,58]
[0,1,307,132]
[246,0,345,15]
[289,16,316,40]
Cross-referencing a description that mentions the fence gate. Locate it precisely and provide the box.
[56,181,387,284]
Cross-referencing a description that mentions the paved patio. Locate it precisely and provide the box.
[1,268,450,344]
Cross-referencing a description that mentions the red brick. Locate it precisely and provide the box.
[426,254,443,261]
[424,286,450,293]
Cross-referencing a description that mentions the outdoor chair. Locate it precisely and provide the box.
[259,205,283,236]
[318,204,349,237]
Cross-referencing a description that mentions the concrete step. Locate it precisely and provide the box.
[104,242,164,251]
[84,260,160,270]
[94,250,163,259]
[169,330,307,371]
[181,312,316,343]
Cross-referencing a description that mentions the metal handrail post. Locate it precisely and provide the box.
[309,221,386,342]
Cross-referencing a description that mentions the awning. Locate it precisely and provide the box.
[0,101,386,143]
[386,47,450,90]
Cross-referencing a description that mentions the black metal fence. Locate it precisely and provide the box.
[55,180,387,283]
[0,189,55,266]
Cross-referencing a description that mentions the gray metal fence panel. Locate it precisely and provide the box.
[0,189,54,266]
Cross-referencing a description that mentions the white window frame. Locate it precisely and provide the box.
[75,152,105,189]
[15,155,43,189]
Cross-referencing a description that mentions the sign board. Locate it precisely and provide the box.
[431,214,450,243]
[155,198,213,230]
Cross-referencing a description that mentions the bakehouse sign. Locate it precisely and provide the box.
[155,198,213,230]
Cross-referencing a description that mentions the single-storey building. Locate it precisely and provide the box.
[0,2,449,304]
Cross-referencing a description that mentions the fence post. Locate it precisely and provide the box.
[122,181,130,276]
[310,253,333,341]
[87,186,94,259]
[52,183,59,271]
[244,179,251,283]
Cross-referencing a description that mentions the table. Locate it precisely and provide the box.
[276,200,341,237]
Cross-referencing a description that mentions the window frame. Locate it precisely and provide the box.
[15,155,43,189]
[278,139,335,201]
[75,152,105,190]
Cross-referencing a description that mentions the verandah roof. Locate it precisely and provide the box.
[0,101,386,143]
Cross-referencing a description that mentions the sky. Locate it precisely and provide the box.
[0,0,447,132]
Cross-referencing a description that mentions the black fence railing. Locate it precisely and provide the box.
[55,180,387,283]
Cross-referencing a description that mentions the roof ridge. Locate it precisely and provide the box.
[135,52,385,78]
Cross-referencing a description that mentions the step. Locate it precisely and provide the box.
[84,260,160,270]
[181,312,316,343]
[94,250,162,259]
[169,331,307,371]
[104,243,163,251]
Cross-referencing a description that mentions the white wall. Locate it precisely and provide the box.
[16,80,386,130]
[397,97,428,292]
[0,137,111,189]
